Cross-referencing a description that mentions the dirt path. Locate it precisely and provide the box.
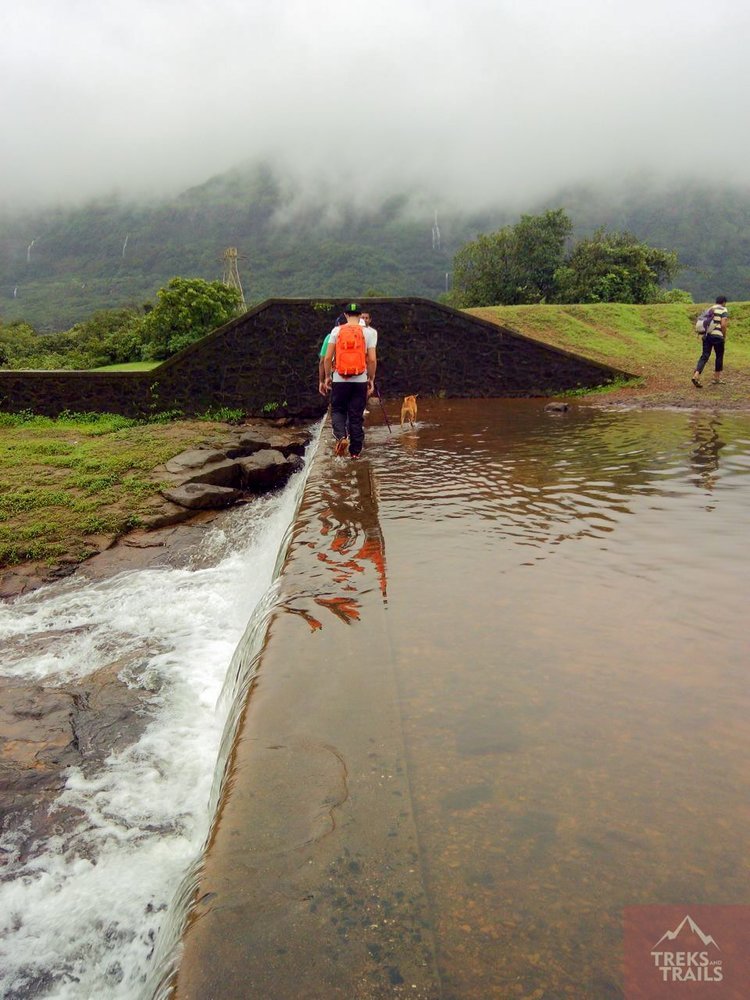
[579,368,750,411]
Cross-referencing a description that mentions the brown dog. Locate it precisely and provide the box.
[400,394,418,427]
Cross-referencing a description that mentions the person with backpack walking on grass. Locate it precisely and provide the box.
[320,302,377,459]
[692,296,729,388]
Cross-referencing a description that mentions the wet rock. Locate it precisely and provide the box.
[43,562,78,580]
[0,569,42,601]
[122,536,167,549]
[163,448,227,474]
[183,458,243,489]
[544,401,569,413]
[139,501,197,529]
[80,513,223,580]
[230,427,311,458]
[0,625,94,666]
[1,685,78,774]
[0,655,160,860]
[161,483,244,510]
[237,449,303,492]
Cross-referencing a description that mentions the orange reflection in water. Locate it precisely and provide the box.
[281,459,388,632]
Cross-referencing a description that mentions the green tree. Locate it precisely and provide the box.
[652,287,694,304]
[141,278,242,360]
[53,308,147,367]
[513,210,573,301]
[449,209,572,307]
[554,230,679,304]
[0,310,148,370]
[0,321,40,367]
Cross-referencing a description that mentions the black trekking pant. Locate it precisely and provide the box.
[696,334,725,374]
[331,381,368,456]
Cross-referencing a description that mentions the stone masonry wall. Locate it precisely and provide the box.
[0,298,630,418]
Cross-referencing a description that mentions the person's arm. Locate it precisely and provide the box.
[323,339,336,392]
[366,347,377,397]
[319,332,334,395]
[720,313,729,336]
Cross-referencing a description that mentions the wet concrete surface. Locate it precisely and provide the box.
[174,451,441,998]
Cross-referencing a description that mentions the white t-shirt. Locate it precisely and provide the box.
[327,324,378,383]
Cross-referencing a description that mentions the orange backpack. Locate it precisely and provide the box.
[335,324,367,377]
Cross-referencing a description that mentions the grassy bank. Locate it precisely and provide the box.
[91,361,160,372]
[0,412,233,569]
[469,302,750,405]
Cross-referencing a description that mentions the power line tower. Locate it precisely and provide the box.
[222,247,247,311]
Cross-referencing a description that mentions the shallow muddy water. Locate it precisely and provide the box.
[353,399,750,998]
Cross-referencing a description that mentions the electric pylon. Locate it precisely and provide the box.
[222,247,247,311]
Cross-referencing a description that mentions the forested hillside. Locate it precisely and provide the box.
[547,178,750,304]
[0,166,483,330]
[1,164,748,330]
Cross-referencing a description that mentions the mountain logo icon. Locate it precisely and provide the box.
[653,914,720,951]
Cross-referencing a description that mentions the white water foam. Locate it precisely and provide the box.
[0,443,316,1000]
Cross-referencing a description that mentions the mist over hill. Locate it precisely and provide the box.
[1,164,748,331]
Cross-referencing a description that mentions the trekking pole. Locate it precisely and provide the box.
[374,382,392,433]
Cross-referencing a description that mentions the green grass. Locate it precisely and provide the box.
[91,361,161,372]
[468,302,750,378]
[0,409,138,433]
[0,413,235,568]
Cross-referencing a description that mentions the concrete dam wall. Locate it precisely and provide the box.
[0,298,630,418]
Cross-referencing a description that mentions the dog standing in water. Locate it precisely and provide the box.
[400,395,418,427]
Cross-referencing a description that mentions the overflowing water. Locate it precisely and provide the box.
[0,441,316,1000]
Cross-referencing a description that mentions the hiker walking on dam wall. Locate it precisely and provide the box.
[318,310,377,385]
[317,311,348,384]
[692,296,729,388]
[320,302,377,459]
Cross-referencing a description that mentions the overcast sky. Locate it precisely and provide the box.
[3,0,749,210]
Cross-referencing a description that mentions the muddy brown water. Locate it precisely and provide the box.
[175,399,750,1000]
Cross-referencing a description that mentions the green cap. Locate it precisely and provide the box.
[343,302,361,315]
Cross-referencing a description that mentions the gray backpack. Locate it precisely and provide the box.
[694,308,714,335]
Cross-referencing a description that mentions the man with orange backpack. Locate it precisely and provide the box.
[320,302,377,458]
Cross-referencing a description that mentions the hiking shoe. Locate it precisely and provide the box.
[349,452,360,460]
[691,376,703,388]
[712,377,725,384]
[334,437,349,457]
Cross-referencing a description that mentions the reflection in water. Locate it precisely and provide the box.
[688,412,725,492]
[280,459,388,632]
[360,399,750,999]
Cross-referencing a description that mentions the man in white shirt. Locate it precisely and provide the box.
[321,302,377,458]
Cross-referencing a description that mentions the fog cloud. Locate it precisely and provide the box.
[3,0,750,209]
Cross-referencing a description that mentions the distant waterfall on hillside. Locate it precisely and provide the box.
[432,211,441,251]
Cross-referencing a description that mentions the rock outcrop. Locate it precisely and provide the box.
[161,483,244,510]
[0,652,161,862]
[154,425,311,511]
